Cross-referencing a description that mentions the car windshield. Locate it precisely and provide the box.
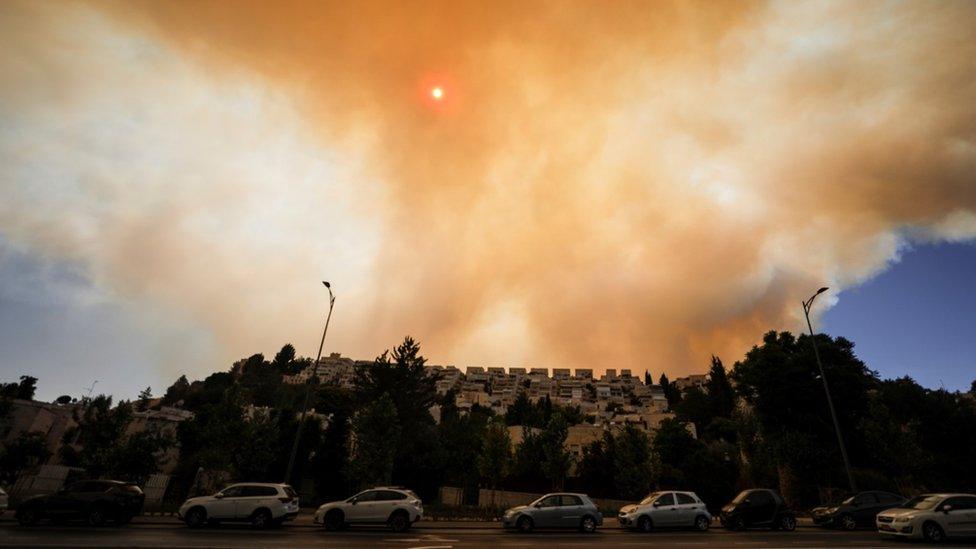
[640,492,663,505]
[900,495,941,510]
[732,491,751,504]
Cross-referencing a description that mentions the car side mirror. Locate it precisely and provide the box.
[214,493,224,499]
[534,502,543,508]
[351,499,357,505]
[652,501,661,507]
[942,505,953,514]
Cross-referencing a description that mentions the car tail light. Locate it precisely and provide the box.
[279,497,295,503]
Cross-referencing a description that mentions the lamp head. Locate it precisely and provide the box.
[322,281,330,288]
[816,287,829,295]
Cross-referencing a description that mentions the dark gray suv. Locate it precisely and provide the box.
[502,493,603,533]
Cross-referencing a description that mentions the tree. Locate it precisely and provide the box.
[731,331,877,505]
[354,336,443,499]
[478,419,512,491]
[705,356,735,420]
[611,425,654,500]
[0,431,50,485]
[273,344,297,368]
[644,370,653,386]
[349,393,401,488]
[137,387,152,411]
[162,375,191,406]
[1,376,38,401]
[539,413,572,491]
[55,395,73,405]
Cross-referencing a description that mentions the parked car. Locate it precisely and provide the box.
[618,490,711,532]
[812,490,905,530]
[314,487,423,532]
[720,489,796,531]
[15,480,144,526]
[502,493,603,533]
[178,483,299,529]
[876,493,976,542]
[1,487,8,514]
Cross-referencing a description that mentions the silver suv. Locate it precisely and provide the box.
[178,483,299,529]
[314,487,423,532]
[502,493,603,533]
[618,490,712,532]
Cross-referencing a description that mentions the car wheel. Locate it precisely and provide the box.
[779,515,797,532]
[184,507,207,529]
[516,515,534,533]
[17,508,39,526]
[251,509,273,529]
[323,510,344,532]
[389,511,410,533]
[87,507,108,527]
[922,521,945,543]
[695,515,710,531]
[732,516,746,531]
[580,515,597,533]
[839,514,856,531]
[638,515,653,532]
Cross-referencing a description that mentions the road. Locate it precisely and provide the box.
[0,519,964,549]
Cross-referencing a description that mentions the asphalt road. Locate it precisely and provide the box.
[0,520,968,549]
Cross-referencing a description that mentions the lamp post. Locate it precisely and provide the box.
[802,287,856,492]
[284,281,335,485]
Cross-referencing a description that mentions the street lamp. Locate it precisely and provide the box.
[284,281,336,484]
[802,287,856,492]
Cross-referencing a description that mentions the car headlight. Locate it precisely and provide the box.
[893,516,911,523]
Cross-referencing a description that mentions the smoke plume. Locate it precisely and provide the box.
[1,0,974,378]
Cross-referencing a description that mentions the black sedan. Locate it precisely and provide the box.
[16,480,145,526]
[811,490,905,530]
[719,489,797,531]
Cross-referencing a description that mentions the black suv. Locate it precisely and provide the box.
[720,489,796,531]
[811,490,905,530]
[16,480,145,526]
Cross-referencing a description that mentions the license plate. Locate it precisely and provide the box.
[880,524,894,531]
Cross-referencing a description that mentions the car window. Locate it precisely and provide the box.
[378,490,407,501]
[854,493,878,505]
[536,495,560,507]
[561,495,583,506]
[241,486,278,497]
[957,497,976,510]
[676,493,696,505]
[355,491,378,503]
[284,486,297,498]
[219,486,244,498]
[75,481,110,493]
[751,491,773,506]
[877,492,902,504]
[655,493,675,506]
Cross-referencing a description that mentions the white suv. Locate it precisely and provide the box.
[179,483,300,529]
[877,493,976,542]
[314,487,423,532]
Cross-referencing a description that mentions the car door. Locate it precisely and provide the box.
[210,485,243,519]
[235,485,276,519]
[675,492,701,526]
[557,495,584,527]
[852,492,880,524]
[47,482,86,518]
[748,491,774,525]
[346,490,378,522]
[375,490,404,522]
[652,493,679,526]
[533,495,561,528]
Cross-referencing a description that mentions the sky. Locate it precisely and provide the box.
[1,1,974,401]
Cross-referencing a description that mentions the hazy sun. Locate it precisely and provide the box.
[430,86,444,100]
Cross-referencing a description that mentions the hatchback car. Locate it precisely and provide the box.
[15,480,144,526]
[618,490,711,532]
[876,493,976,542]
[502,493,603,533]
[314,487,423,532]
[178,483,299,529]
[812,490,905,530]
[720,488,796,531]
